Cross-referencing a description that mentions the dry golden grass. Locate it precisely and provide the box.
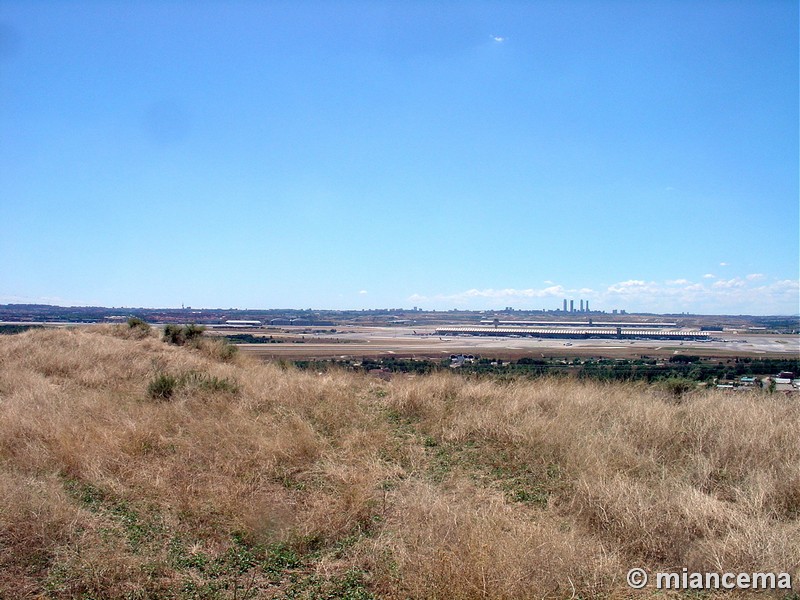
[0,327,798,598]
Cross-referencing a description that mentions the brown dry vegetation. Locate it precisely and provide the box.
[0,327,798,599]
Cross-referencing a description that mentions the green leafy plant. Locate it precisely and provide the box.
[147,373,178,400]
[660,377,696,399]
[127,317,150,332]
[162,324,186,345]
[163,323,206,346]
[183,323,206,342]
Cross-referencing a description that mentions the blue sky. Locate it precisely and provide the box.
[1,0,797,314]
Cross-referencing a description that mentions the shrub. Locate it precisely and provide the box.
[659,377,696,399]
[183,323,205,342]
[147,373,178,400]
[669,355,700,364]
[127,317,150,332]
[163,323,206,346]
[163,324,185,345]
[120,317,152,340]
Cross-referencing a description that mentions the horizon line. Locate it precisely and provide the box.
[1,302,798,319]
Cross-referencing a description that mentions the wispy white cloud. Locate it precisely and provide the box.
[454,286,567,300]
[602,277,799,313]
[606,280,649,294]
[712,278,746,289]
[358,290,368,295]
[0,294,76,305]
[703,273,716,279]
[746,273,765,281]
[720,262,729,267]
[490,35,506,42]
[409,276,799,314]
[409,285,568,307]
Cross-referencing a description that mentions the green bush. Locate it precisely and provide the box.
[127,317,150,332]
[163,324,185,345]
[147,373,178,400]
[660,377,696,399]
[183,323,206,342]
[163,323,206,346]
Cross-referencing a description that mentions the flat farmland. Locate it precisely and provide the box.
[216,326,800,361]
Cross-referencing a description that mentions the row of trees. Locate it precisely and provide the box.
[293,355,798,385]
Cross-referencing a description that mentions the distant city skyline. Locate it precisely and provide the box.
[2,1,797,315]
[2,271,798,316]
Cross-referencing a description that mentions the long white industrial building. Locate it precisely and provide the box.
[436,326,710,340]
[478,320,678,328]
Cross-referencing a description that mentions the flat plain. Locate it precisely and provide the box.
[219,326,799,361]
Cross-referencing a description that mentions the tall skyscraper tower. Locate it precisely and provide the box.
[563,299,567,312]
[580,299,584,312]
[570,300,574,313]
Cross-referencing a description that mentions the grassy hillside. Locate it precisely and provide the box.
[1,327,798,599]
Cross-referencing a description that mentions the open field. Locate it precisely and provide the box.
[1,325,798,598]
[212,326,800,361]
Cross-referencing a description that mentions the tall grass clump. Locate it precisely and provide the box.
[145,370,239,400]
[199,336,239,362]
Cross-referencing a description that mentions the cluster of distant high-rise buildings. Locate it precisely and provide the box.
[563,299,589,313]
[556,299,626,314]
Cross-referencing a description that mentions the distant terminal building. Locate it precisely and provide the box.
[437,326,709,340]
[270,317,312,326]
[479,320,678,328]
[224,320,261,328]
